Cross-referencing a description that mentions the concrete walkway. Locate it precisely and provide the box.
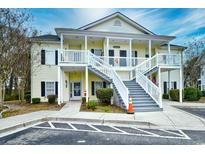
[0,100,205,135]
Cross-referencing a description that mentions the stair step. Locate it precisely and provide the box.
[133,104,159,108]
[133,107,162,112]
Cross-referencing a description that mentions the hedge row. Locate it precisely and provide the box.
[169,87,202,101]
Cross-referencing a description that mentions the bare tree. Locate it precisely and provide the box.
[0,9,39,103]
[183,36,205,87]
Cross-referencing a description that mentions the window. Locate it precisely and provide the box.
[171,81,177,89]
[90,49,103,56]
[202,85,205,91]
[202,70,204,76]
[113,20,121,26]
[45,51,55,65]
[45,82,55,96]
[91,81,106,95]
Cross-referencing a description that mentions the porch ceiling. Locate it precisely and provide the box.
[55,28,175,42]
[63,34,167,46]
[61,66,85,72]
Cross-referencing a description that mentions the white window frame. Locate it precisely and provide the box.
[45,81,56,96]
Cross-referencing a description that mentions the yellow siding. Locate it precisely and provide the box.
[67,71,103,100]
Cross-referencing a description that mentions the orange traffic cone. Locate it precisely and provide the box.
[127,96,134,114]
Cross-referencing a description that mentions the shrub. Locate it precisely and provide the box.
[96,88,113,105]
[86,101,97,111]
[32,98,40,104]
[103,106,110,112]
[47,95,57,104]
[197,89,202,100]
[184,87,201,101]
[162,93,169,99]
[24,94,31,103]
[169,89,179,101]
[4,92,19,101]
[24,91,31,103]
[81,97,88,104]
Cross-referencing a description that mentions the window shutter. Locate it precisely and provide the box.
[91,81,95,96]
[55,81,58,96]
[41,50,45,65]
[55,50,58,65]
[163,82,167,94]
[103,81,106,88]
[41,81,45,96]
[91,49,94,54]
[174,82,177,89]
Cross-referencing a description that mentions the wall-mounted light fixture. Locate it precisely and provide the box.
[65,80,67,88]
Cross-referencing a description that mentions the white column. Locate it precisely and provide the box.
[84,35,87,50]
[168,42,171,54]
[60,34,63,50]
[149,40,152,58]
[129,39,132,67]
[179,52,183,103]
[106,37,109,64]
[168,71,171,93]
[179,67,183,103]
[158,67,162,108]
[85,66,89,103]
[58,67,61,105]
[61,69,64,103]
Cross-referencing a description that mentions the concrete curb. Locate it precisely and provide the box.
[0,118,46,134]
[0,116,154,135]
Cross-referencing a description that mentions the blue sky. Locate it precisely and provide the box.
[30,8,205,46]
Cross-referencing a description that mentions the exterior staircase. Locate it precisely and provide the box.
[123,80,162,112]
[88,65,112,82]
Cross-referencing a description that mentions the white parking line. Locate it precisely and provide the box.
[109,126,129,134]
[32,122,191,140]
[67,123,77,130]
[158,129,184,137]
[131,127,160,137]
[48,121,55,128]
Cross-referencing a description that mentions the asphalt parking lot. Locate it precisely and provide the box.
[175,106,205,120]
[0,121,205,145]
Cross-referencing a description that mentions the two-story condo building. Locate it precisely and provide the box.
[31,12,185,112]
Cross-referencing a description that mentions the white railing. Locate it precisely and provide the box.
[60,49,88,64]
[135,71,161,108]
[133,55,161,108]
[130,53,181,108]
[98,56,147,67]
[157,53,181,66]
[88,52,129,109]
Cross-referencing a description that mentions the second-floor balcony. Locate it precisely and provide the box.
[58,49,182,69]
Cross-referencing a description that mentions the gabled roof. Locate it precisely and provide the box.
[31,34,60,42]
[78,12,156,35]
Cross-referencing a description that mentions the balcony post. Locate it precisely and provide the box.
[179,66,183,103]
[129,39,132,67]
[60,34,63,50]
[179,54,183,103]
[106,37,109,64]
[85,66,89,103]
[58,66,61,105]
[85,35,87,50]
[148,40,151,68]
[158,67,162,108]
[85,35,88,63]
[149,40,152,58]
[168,42,171,95]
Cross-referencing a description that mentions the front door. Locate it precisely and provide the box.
[70,81,81,100]
[109,49,114,66]
[120,50,127,66]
